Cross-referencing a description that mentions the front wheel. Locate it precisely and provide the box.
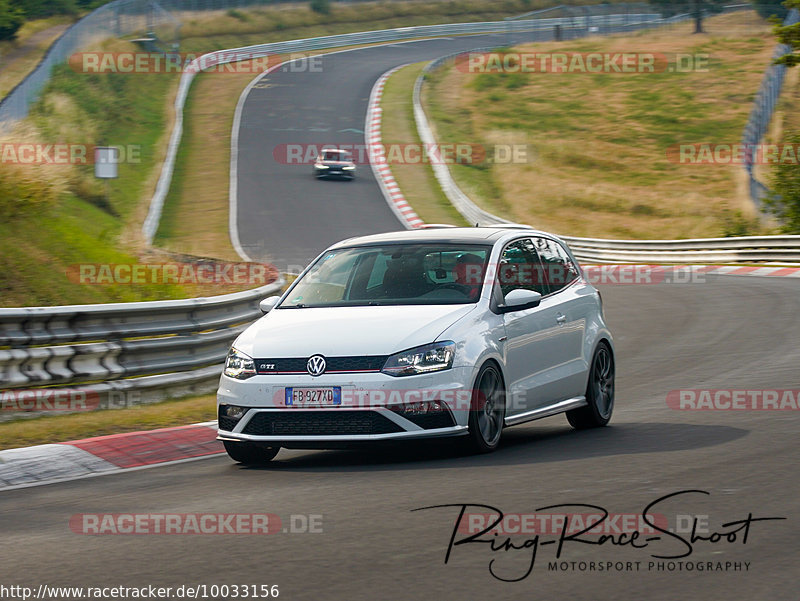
[465,363,505,453]
[567,342,614,429]
[223,441,280,465]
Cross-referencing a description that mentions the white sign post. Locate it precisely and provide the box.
[94,146,119,179]
[94,146,118,212]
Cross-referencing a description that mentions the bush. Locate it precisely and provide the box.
[765,132,800,233]
[16,0,78,19]
[226,8,250,22]
[0,0,25,40]
[310,0,330,15]
[753,1,789,20]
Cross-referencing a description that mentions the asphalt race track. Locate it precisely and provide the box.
[2,276,799,599]
[235,31,546,270]
[3,34,800,601]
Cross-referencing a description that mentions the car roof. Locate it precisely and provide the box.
[321,148,351,154]
[328,226,557,248]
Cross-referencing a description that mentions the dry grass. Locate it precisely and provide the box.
[426,11,780,239]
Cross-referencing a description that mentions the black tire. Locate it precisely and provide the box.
[223,441,280,465]
[465,363,506,454]
[567,342,614,429]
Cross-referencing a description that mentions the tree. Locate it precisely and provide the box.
[764,135,800,233]
[753,0,789,20]
[0,0,25,40]
[15,0,78,19]
[773,0,800,66]
[767,1,800,233]
[651,0,727,34]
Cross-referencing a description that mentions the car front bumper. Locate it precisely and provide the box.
[217,368,473,445]
[314,166,355,178]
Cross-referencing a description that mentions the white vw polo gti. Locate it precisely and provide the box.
[217,226,615,464]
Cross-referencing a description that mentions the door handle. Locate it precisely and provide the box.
[556,313,566,325]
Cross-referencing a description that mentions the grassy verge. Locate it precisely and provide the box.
[379,63,468,226]
[423,11,778,239]
[0,16,75,99]
[154,64,255,260]
[0,39,197,306]
[0,394,216,451]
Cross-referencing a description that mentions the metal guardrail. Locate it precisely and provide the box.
[560,235,800,263]
[0,279,282,420]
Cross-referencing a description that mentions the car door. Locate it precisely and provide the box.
[533,236,590,400]
[498,238,575,414]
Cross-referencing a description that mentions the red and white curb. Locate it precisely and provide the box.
[366,65,425,230]
[0,422,222,490]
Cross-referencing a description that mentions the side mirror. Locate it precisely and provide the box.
[498,289,542,313]
[259,296,281,314]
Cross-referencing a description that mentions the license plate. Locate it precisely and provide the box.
[285,387,341,406]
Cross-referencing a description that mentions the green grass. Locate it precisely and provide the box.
[154,74,196,246]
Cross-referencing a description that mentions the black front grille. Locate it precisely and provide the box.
[254,355,388,375]
[242,410,404,436]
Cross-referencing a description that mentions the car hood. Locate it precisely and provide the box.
[233,304,476,358]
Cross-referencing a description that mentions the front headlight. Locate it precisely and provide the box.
[342,165,355,170]
[382,341,455,377]
[224,348,256,380]
[315,164,329,169]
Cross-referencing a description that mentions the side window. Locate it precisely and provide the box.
[497,238,547,297]
[533,237,578,293]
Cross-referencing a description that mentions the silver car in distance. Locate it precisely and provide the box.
[312,147,356,180]
[217,226,614,464]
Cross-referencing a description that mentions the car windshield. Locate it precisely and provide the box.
[321,150,350,161]
[279,243,492,308]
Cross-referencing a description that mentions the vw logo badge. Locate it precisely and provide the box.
[307,355,326,376]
